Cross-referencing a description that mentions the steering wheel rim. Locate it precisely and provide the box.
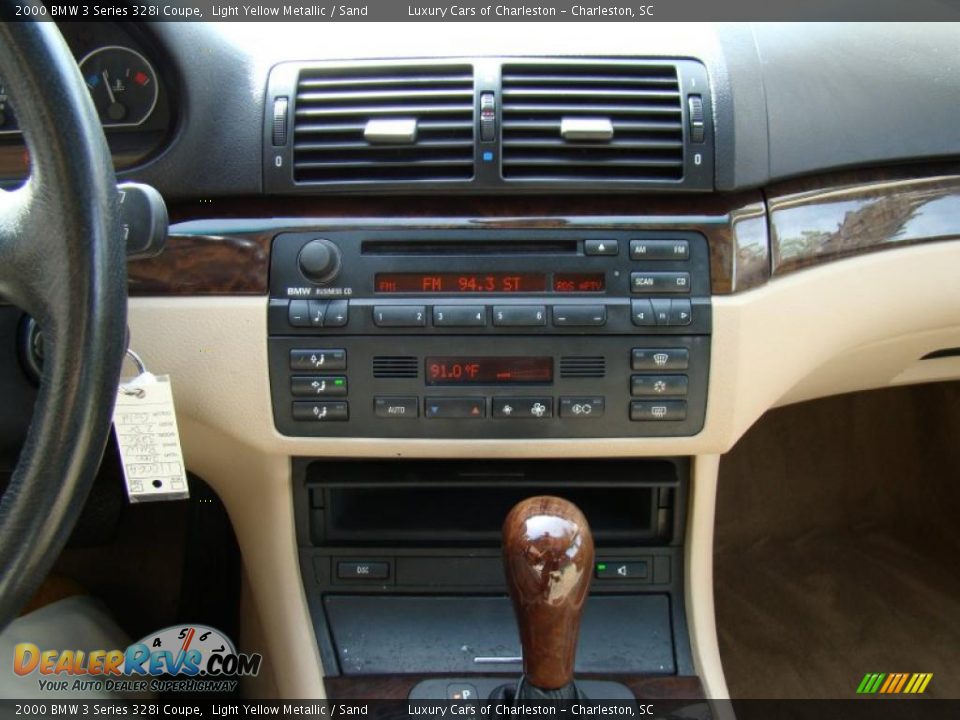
[0,22,127,628]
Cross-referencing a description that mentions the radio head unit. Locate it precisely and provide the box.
[267,227,711,439]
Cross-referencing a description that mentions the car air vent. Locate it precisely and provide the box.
[501,62,684,183]
[560,356,607,378]
[293,64,475,184]
[373,356,419,379]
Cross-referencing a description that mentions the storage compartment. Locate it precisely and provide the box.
[324,594,676,675]
[305,459,681,547]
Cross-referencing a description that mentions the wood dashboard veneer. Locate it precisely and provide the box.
[768,169,960,277]
[129,194,766,296]
[323,673,705,700]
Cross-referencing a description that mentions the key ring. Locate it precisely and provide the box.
[120,348,150,398]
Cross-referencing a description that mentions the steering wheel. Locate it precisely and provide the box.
[0,22,127,628]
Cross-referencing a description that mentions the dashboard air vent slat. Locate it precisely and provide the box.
[501,62,684,183]
[293,65,475,185]
[373,356,419,379]
[560,356,607,379]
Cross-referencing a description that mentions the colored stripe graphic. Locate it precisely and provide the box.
[857,672,933,694]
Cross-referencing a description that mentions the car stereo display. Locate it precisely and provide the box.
[375,272,605,293]
[425,356,553,385]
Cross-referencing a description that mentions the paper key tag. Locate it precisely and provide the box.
[113,373,189,503]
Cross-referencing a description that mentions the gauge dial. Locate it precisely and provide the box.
[79,45,159,127]
[0,81,19,134]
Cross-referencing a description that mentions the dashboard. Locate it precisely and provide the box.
[2,19,960,703]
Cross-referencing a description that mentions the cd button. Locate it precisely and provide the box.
[492,305,547,327]
[433,305,487,327]
[584,239,619,256]
[630,271,691,294]
[373,305,427,327]
[493,398,553,419]
[559,397,605,419]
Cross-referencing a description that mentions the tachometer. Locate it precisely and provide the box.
[78,45,159,127]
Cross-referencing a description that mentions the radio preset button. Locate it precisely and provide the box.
[291,376,348,397]
[493,398,554,419]
[630,400,687,422]
[553,305,607,327]
[434,305,487,327]
[492,305,547,327]
[631,375,689,397]
[425,397,486,419]
[288,300,311,328]
[373,305,427,327]
[292,401,349,421]
[630,271,691,294]
[630,239,690,261]
[632,348,689,371]
[559,397,605,419]
[631,299,656,327]
[584,239,619,256]
[375,397,419,419]
[290,349,346,371]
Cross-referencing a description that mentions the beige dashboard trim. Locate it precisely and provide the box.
[126,238,960,696]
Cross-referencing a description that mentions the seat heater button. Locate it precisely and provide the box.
[291,376,347,397]
[290,349,346,371]
[292,401,349,421]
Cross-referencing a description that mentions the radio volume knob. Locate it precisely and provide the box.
[298,238,342,284]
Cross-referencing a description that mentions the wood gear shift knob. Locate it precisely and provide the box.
[502,496,594,691]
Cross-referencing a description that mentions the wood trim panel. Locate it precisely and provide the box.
[323,673,705,700]
[128,194,765,296]
[768,169,960,277]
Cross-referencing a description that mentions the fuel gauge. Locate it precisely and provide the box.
[78,45,159,127]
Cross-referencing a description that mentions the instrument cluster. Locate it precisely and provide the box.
[0,22,175,182]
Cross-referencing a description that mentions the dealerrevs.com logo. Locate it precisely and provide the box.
[13,624,262,694]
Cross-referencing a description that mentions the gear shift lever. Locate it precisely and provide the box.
[502,496,594,700]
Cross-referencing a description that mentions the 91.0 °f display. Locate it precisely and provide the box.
[375,272,605,293]
[426,356,553,385]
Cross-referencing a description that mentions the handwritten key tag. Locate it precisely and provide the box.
[113,349,189,503]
